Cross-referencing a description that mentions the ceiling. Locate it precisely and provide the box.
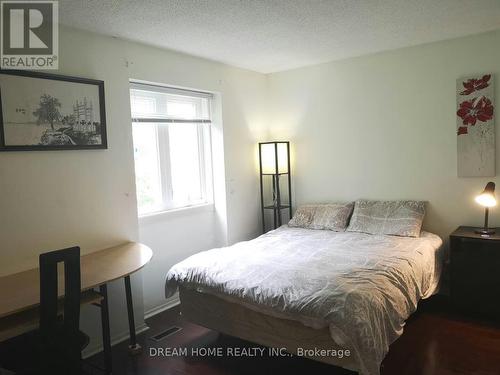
[59,0,500,74]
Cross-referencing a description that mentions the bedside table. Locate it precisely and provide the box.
[450,226,500,318]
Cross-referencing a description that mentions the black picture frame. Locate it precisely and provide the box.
[0,70,107,151]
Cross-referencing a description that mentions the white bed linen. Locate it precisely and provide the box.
[165,226,443,375]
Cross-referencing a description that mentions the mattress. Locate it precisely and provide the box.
[165,226,443,375]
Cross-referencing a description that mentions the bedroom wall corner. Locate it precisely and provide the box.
[266,29,500,244]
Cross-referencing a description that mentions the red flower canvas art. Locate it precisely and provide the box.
[456,73,495,177]
[460,74,491,95]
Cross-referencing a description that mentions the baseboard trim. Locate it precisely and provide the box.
[144,294,180,320]
[82,323,149,359]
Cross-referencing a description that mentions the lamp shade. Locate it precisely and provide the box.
[475,182,497,208]
[260,142,289,174]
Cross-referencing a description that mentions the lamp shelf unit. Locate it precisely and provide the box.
[259,141,292,233]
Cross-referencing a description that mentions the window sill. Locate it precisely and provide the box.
[138,203,215,225]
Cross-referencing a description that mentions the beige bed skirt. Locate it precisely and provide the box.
[179,287,358,373]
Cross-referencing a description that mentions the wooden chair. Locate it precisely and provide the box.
[0,247,91,375]
[39,246,85,374]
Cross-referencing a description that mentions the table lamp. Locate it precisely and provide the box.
[475,181,496,235]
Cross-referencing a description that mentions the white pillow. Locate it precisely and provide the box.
[288,203,354,231]
[346,199,426,237]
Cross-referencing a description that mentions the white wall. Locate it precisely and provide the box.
[0,25,268,352]
[139,207,219,314]
[267,30,500,241]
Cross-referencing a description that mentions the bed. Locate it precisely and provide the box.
[165,225,443,375]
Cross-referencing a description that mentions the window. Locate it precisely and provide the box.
[130,82,213,216]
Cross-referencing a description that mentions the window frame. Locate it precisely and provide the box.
[130,82,214,217]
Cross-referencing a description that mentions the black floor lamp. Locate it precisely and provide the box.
[258,141,292,232]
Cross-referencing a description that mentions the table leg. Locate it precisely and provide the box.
[99,284,112,375]
[124,275,142,355]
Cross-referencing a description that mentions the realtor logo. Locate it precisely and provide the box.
[1,1,58,69]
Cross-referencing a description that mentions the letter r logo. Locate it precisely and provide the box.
[1,1,57,54]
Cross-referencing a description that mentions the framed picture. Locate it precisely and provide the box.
[0,70,107,151]
[456,73,495,177]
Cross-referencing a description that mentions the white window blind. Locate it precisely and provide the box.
[130,82,213,216]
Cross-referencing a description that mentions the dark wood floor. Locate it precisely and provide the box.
[88,296,500,375]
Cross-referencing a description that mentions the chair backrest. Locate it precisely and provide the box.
[39,246,81,375]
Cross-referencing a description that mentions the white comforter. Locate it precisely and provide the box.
[165,226,443,375]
